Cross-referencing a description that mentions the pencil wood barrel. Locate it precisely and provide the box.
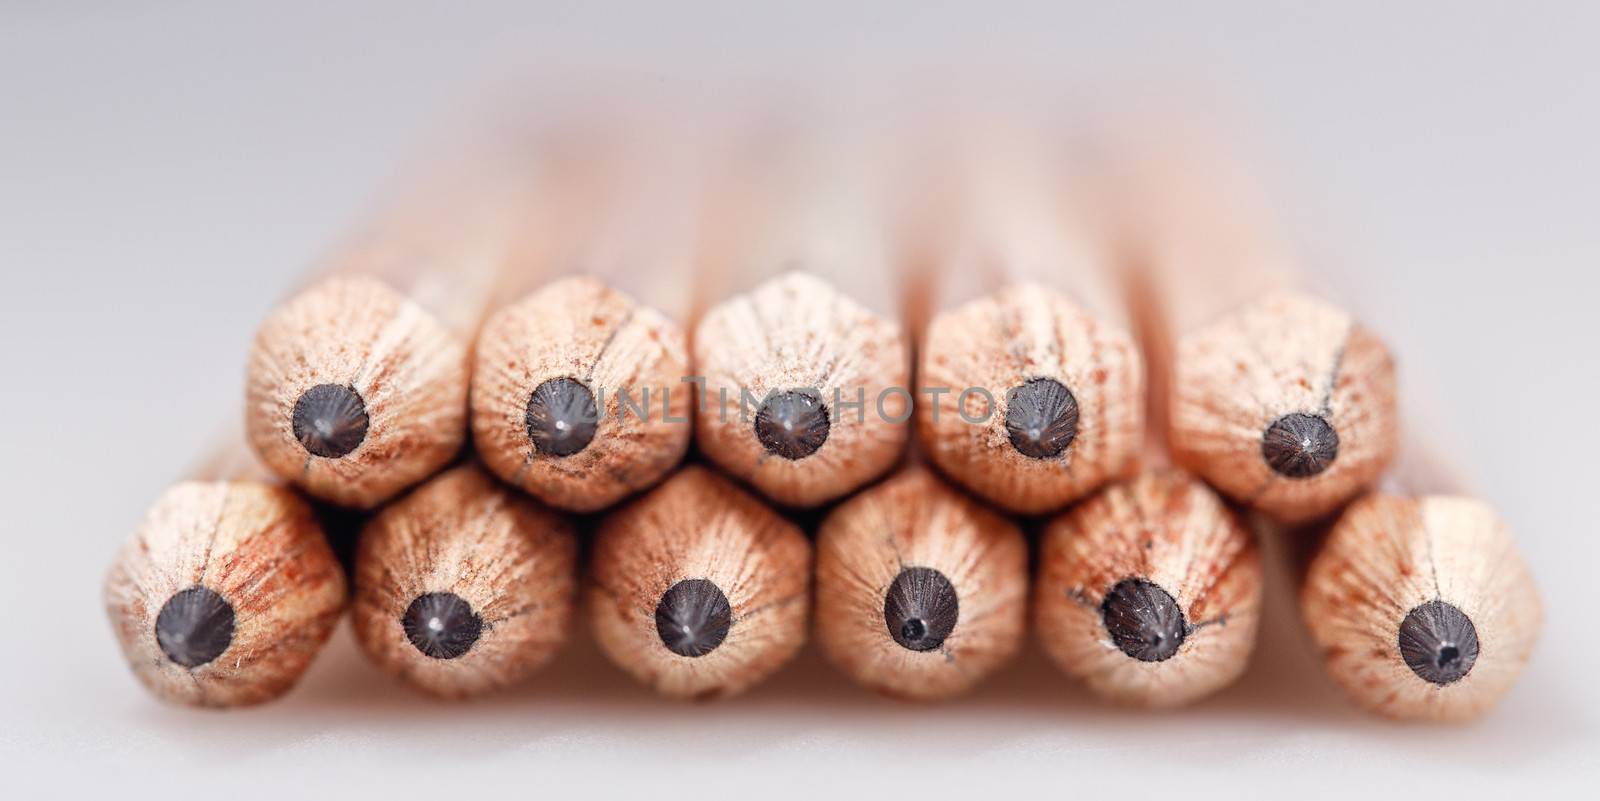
[908,110,1144,516]
[351,463,578,698]
[586,466,812,700]
[103,443,347,707]
[1034,468,1262,707]
[692,108,911,508]
[814,467,1028,701]
[472,109,699,512]
[1106,123,1399,524]
[246,131,538,509]
[1300,448,1542,722]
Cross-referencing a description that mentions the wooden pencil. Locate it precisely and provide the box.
[351,463,578,699]
[908,109,1144,515]
[471,108,699,512]
[1300,450,1541,721]
[692,107,911,508]
[245,125,537,509]
[813,467,1028,701]
[1103,119,1399,524]
[1033,468,1262,707]
[103,443,346,707]
[585,465,811,700]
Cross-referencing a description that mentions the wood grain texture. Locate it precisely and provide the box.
[1302,494,1541,721]
[472,276,691,512]
[1170,290,1398,524]
[470,103,704,511]
[694,271,910,507]
[692,108,910,507]
[104,481,346,707]
[918,283,1144,514]
[352,464,578,698]
[1034,469,1262,708]
[1106,120,1399,523]
[814,468,1027,701]
[586,466,811,700]
[245,124,538,509]
[247,275,470,508]
[908,106,1144,514]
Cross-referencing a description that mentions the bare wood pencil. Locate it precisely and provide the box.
[246,125,538,509]
[909,109,1144,515]
[351,463,578,698]
[813,467,1028,701]
[103,442,346,707]
[472,107,700,512]
[693,107,911,508]
[1033,467,1262,708]
[1104,120,1399,524]
[1300,448,1541,721]
[586,465,811,700]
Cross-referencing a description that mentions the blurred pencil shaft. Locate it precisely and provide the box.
[1105,117,1397,523]
[468,100,705,512]
[246,107,561,508]
[906,106,1124,326]
[700,103,900,314]
[910,104,1143,514]
[691,105,911,507]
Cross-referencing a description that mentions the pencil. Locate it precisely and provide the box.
[351,463,578,698]
[1033,468,1262,707]
[692,107,910,507]
[1300,451,1541,721]
[103,443,346,707]
[472,109,699,512]
[245,125,536,509]
[813,467,1027,701]
[908,108,1144,515]
[1104,119,1399,524]
[586,465,811,700]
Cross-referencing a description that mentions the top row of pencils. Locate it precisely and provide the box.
[104,94,1540,722]
[247,100,1388,521]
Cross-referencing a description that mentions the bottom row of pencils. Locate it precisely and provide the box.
[104,454,1539,722]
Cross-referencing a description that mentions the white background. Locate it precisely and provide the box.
[2,2,1595,796]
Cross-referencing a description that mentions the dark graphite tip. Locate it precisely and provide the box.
[292,383,370,459]
[525,377,600,458]
[1261,412,1340,479]
[155,586,236,668]
[753,390,830,460]
[884,566,960,652]
[1398,600,1480,686]
[1101,578,1187,662]
[403,592,483,660]
[1005,377,1079,460]
[655,578,733,658]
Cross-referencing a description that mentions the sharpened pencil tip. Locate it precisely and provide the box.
[1005,378,1079,459]
[655,579,732,658]
[1101,578,1187,662]
[402,592,483,660]
[754,390,830,460]
[155,586,236,668]
[525,377,599,457]
[1399,600,1479,685]
[884,567,959,652]
[292,383,370,459]
[1261,412,1340,478]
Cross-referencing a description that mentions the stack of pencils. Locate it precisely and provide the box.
[104,93,1541,723]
